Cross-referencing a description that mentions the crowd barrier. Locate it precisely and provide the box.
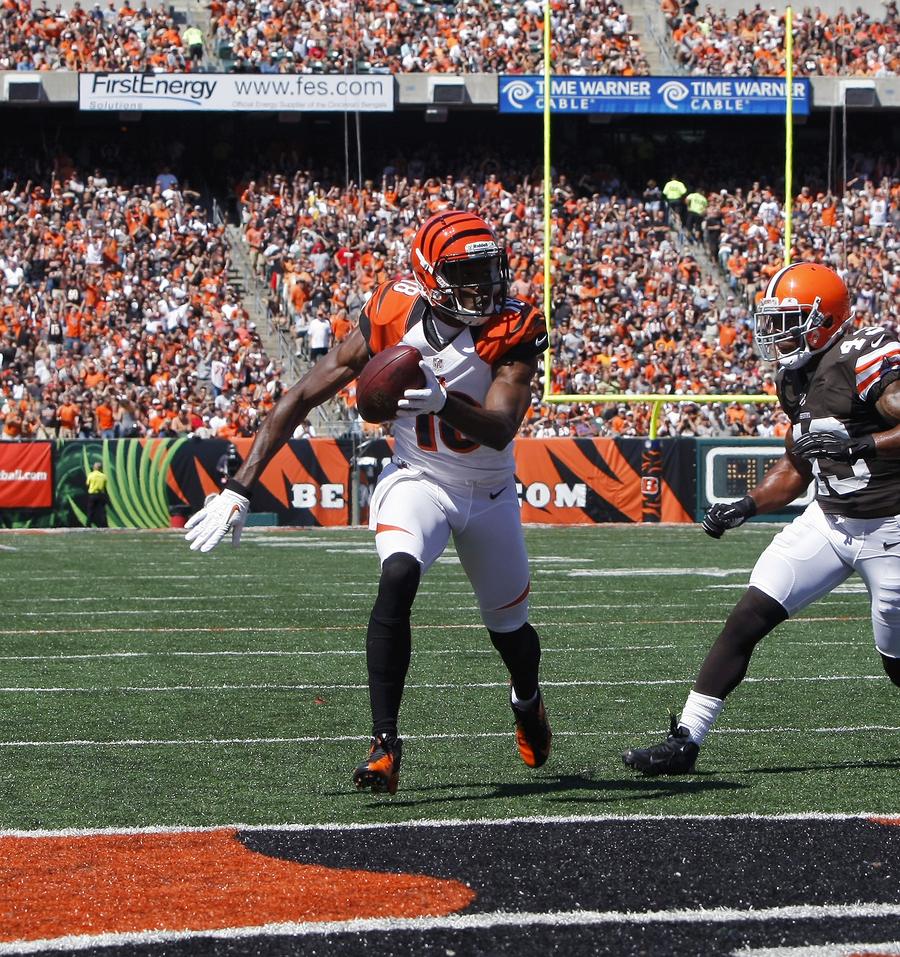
[0,437,803,529]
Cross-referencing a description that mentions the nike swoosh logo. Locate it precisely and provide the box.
[871,334,887,348]
[883,541,900,550]
[535,335,549,350]
[489,487,507,500]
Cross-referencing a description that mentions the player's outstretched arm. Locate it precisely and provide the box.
[437,356,537,451]
[235,329,369,488]
[185,330,369,554]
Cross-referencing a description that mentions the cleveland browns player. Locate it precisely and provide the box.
[624,262,900,774]
[185,209,552,793]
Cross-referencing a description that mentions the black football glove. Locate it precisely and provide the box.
[702,495,757,539]
[791,430,876,464]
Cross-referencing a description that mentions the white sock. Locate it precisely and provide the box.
[511,688,539,709]
[677,691,724,745]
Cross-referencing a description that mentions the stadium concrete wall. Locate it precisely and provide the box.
[3,72,899,110]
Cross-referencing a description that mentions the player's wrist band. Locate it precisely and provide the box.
[852,434,877,460]
[225,478,252,498]
[738,495,757,517]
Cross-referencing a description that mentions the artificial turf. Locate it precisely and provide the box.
[2,525,897,830]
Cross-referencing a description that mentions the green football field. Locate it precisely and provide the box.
[2,524,897,830]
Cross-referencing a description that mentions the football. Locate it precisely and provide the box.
[356,343,426,423]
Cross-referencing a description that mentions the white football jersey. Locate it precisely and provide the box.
[359,278,546,485]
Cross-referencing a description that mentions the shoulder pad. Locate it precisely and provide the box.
[360,278,425,353]
[475,299,547,365]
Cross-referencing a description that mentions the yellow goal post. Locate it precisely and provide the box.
[539,394,778,439]
[537,3,788,437]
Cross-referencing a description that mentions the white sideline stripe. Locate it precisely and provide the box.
[0,574,262,582]
[0,645,675,662]
[3,809,897,838]
[0,545,17,552]
[0,675,884,694]
[3,596,277,604]
[3,903,900,955]
[2,725,899,748]
[737,943,900,957]
[0,616,866,635]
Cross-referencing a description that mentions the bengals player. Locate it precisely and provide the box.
[624,262,900,775]
[185,210,552,793]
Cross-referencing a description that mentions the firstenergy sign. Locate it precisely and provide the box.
[79,74,394,112]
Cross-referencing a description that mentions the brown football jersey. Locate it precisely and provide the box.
[777,326,900,518]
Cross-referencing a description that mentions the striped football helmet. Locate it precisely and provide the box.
[410,210,510,326]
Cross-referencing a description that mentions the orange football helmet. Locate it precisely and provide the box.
[754,262,852,370]
[410,210,509,326]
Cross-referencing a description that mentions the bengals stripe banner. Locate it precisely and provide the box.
[0,438,697,528]
[513,438,694,525]
[0,442,53,509]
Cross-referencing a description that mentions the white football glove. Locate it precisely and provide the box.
[184,488,249,553]
[395,361,447,418]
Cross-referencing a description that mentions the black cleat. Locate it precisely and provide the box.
[622,715,700,775]
[512,689,552,769]
[353,734,403,794]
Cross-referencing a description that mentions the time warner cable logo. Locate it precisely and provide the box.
[503,79,536,110]
[658,80,689,110]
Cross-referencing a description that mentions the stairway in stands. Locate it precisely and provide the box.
[622,0,681,75]
[224,225,352,434]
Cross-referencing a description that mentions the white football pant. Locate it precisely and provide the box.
[368,462,530,632]
[750,501,900,658]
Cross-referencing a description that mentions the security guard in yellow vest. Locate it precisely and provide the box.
[685,189,709,239]
[85,461,109,528]
[662,177,687,226]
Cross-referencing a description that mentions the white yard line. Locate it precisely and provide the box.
[0,644,676,662]
[737,943,900,957]
[0,675,884,694]
[2,903,900,955]
[0,616,868,635]
[2,809,896,838]
[1,725,899,748]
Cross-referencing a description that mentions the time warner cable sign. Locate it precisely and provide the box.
[499,75,809,116]
[79,73,394,112]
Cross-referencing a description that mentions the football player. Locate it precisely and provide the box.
[185,210,552,793]
[623,262,900,775]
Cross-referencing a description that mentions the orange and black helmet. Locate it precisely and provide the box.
[410,210,510,326]
[754,262,851,370]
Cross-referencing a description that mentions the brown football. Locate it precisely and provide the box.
[356,343,426,423]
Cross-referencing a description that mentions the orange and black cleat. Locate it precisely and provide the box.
[512,689,552,769]
[353,734,403,794]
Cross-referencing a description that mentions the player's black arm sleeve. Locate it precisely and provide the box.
[873,381,900,456]
[749,432,813,514]
[234,328,369,488]
[437,356,536,451]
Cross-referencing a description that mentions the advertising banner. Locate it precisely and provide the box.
[0,438,698,528]
[499,75,810,116]
[0,442,53,508]
[78,73,394,112]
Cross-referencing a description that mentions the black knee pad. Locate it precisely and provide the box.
[373,552,421,620]
[880,652,900,688]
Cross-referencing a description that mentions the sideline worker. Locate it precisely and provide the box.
[85,461,109,528]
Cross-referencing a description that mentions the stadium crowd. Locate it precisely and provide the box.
[0,164,286,441]
[1,141,897,442]
[210,0,650,76]
[663,0,899,76]
[234,149,898,439]
[4,0,897,77]
[0,1,200,72]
